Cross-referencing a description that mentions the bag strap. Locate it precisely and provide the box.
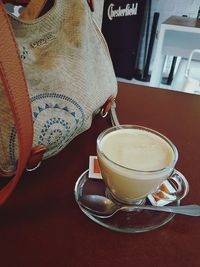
[19,0,48,20]
[0,0,33,205]
[19,0,94,20]
[2,0,30,5]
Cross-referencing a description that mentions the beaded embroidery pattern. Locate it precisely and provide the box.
[9,93,85,165]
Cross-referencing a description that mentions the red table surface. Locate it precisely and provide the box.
[0,82,200,267]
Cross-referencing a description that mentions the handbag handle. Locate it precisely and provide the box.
[19,0,94,20]
[0,0,33,205]
[2,0,30,5]
[19,0,48,20]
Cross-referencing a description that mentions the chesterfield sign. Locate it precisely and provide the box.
[107,3,138,20]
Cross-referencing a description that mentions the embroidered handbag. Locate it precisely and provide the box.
[0,0,117,204]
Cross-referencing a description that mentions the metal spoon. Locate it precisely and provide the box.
[79,195,200,218]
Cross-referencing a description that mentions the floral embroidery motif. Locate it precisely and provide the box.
[9,93,85,164]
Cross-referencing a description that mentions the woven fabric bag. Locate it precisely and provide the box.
[0,0,117,204]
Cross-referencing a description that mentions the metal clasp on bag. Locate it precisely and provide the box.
[26,145,47,172]
[101,96,120,126]
[100,96,115,118]
[26,161,42,172]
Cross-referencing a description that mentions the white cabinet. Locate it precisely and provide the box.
[150,16,200,88]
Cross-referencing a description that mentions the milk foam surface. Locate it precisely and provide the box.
[101,129,174,171]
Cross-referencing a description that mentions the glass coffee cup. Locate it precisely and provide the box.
[97,125,189,205]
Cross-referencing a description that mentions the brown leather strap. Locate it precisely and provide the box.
[3,0,30,6]
[0,0,33,205]
[19,0,94,21]
[19,0,48,20]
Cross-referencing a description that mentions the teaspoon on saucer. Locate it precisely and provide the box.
[79,195,200,218]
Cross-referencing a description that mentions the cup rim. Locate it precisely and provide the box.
[97,125,178,174]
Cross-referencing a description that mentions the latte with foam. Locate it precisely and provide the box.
[100,129,174,171]
[97,126,178,203]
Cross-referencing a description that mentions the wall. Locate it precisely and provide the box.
[152,0,199,22]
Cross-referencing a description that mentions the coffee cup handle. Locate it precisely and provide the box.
[156,170,189,203]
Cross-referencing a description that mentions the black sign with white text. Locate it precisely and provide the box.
[102,0,147,79]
